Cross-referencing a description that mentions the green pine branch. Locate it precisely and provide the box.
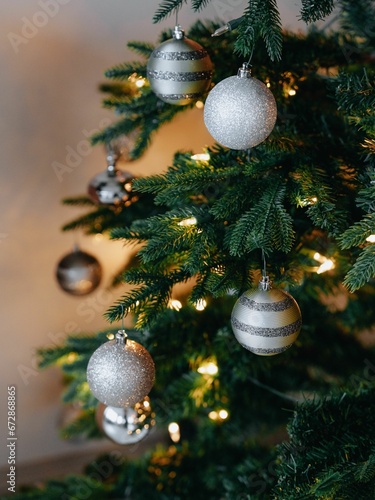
[300,0,335,23]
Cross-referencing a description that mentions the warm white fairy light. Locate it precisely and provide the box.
[313,252,325,263]
[288,89,297,96]
[168,299,182,311]
[208,409,229,421]
[168,422,181,442]
[178,217,197,226]
[197,361,218,376]
[366,234,375,243]
[194,299,207,311]
[218,409,229,420]
[135,78,146,88]
[191,153,210,162]
[317,259,335,274]
[195,100,204,109]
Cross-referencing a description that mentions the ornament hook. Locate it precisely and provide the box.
[259,249,271,291]
[105,142,118,176]
[173,5,184,39]
[244,25,255,68]
[116,305,128,345]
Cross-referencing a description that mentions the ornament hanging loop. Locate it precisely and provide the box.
[173,5,184,39]
[245,25,255,68]
[237,26,255,79]
[105,142,118,176]
[115,329,128,345]
[116,304,127,345]
[259,249,271,291]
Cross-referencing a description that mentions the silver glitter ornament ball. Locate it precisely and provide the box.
[204,64,277,150]
[56,247,102,296]
[147,25,213,106]
[231,277,302,356]
[96,396,155,445]
[87,330,155,407]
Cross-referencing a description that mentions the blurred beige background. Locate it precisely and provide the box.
[0,0,330,477]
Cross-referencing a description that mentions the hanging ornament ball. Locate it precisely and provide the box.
[231,277,302,356]
[88,166,136,206]
[147,25,213,106]
[96,396,155,445]
[204,63,277,150]
[56,247,102,296]
[87,330,155,407]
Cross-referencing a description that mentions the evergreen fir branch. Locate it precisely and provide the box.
[152,0,186,23]
[228,180,294,256]
[105,268,191,327]
[233,0,282,61]
[300,0,335,23]
[259,0,283,62]
[104,61,147,80]
[339,0,375,47]
[62,196,95,207]
[191,0,211,12]
[127,41,155,58]
[342,245,375,292]
[334,71,375,118]
[59,409,100,441]
[339,214,375,248]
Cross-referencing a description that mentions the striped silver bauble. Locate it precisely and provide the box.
[147,25,213,106]
[231,277,302,356]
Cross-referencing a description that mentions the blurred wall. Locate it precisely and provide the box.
[0,0,325,468]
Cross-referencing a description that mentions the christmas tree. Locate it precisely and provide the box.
[8,0,375,498]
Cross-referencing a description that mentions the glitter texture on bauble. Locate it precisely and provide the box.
[87,330,155,407]
[147,25,213,106]
[231,276,302,356]
[204,63,277,150]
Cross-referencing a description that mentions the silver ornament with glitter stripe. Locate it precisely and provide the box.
[231,277,302,356]
[87,330,155,407]
[147,25,213,106]
[204,63,277,149]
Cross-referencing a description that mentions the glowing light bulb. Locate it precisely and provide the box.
[168,422,181,442]
[317,259,335,274]
[218,409,228,420]
[195,299,207,311]
[197,361,218,375]
[168,299,182,311]
[208,411,218,420]
[313,252,325,263]
[195,100,204,109]
[366,234,375,243]
[191,153,210,162]
[288,89,297,96]
[135,78,146,88]
[178,217,197,226]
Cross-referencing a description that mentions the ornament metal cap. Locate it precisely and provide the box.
[106,149,118,177]
[173,25,185,40]
[237,63,252,79]
[115,330,128,345]
[259,275,272,291]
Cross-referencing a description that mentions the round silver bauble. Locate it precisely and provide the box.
[231,277,302,356]
[87,330,155,407]
[96,397,155,445]
[56,247,102,296]
[88,165,135,206]
[147,25,213,105]
[204,63,277,150]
